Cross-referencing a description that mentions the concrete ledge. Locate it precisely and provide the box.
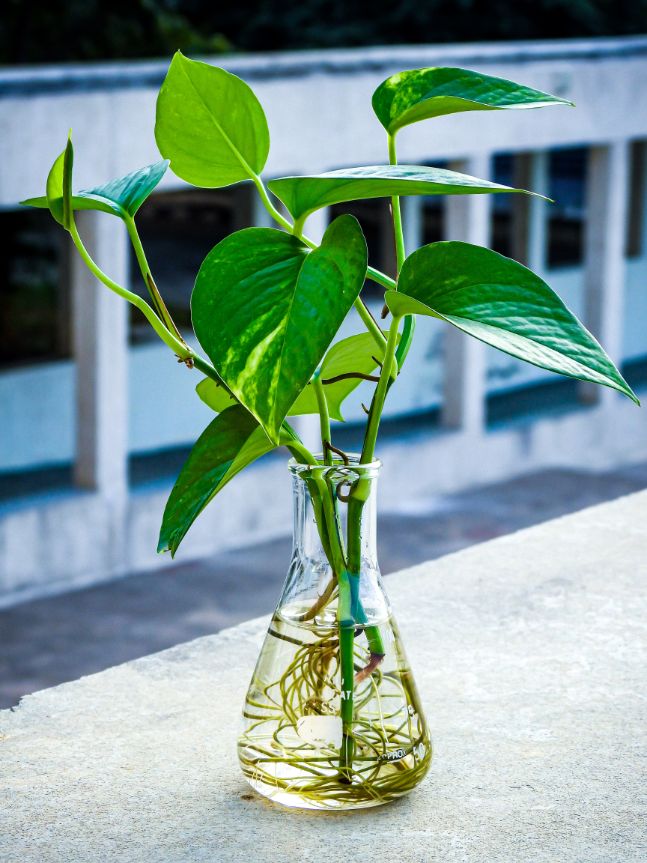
[1,491,645,861]
[2,392,647,605]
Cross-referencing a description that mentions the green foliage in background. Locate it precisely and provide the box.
[3,0,647,64]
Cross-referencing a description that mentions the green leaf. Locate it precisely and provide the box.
[268,164,540,223]
[313,331,396,420]
[196,378,237,414]
[192,215,368,442]
[22,160,169,220]
[195,330,391,422]
[155,52,269,188]
[43,148,66,226]
[158,405,295,556]
[387,242,638,404]
[372,67,573,136]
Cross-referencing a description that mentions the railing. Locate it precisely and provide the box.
[1,38,647,600]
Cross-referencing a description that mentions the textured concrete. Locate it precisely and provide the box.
[2,463,647,709]
[1,491,645,862]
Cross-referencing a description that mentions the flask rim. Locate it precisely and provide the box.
[288,453,381,478]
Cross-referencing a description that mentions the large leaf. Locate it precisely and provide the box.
[22,160,169,220]
[192,215,368,442]
[268,164,540,223]
[158,405,295,556]
[155,52,269,188]
[373,67,573,136]
[196,330,393,421]
[386,242,638,404]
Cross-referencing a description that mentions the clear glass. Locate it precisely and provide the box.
[238,456,432,810]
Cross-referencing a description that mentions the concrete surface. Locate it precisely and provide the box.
[2,463,647,710]
[1,490,645,862]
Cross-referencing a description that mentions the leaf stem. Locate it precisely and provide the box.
[251,173,293,232]
[387,132,416,370]
[387,134,406,272]
[361,315,402,463]
[312,372,332,465]
[69,219,191,359]
[124,215,186,344]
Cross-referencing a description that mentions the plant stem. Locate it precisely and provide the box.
[361,316,402,463]
[387,133,416,370]
[251,173,294,232]
[125,215,186,343]
[388,134,406,272]
[69,220,191,360]
[312,373,332,465]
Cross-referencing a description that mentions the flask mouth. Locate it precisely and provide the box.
[288,453,381,478]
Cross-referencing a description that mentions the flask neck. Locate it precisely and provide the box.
[290,456,380,573]
[277,456,387,627]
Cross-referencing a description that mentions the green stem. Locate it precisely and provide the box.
[387,133,416,370]
[124,216,185,342]
[251,173,294,232]
[312,373,332,465]
[361,316,402,464]
[69,220,191,359]
[388,134,406,272]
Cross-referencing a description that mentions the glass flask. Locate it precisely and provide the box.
[238,456,432,810]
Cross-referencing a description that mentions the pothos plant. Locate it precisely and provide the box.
[24,56,638,805]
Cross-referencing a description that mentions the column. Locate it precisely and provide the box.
[581,142,630,406]
[72,211,129,497]
[441,154,492,435]
[511,151,549,272]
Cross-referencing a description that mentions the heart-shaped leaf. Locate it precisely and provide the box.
[158,405,296,556]
[192,215,368,442]
[22,160,169,220]
[268,164,540,224]
[387,242,638,403]
[373,67,573,136]
[155,52,269,188]
[196,330,393,422]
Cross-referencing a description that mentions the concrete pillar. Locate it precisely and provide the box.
[581,142,630,406]
[512,151,549,272]
[72,211,129,497]
[526,151,549,275]
[401,196,424,256]
[441,154,492,434]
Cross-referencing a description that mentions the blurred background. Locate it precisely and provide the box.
[2,2,647,707]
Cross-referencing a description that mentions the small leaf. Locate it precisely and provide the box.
[44,148,66,226]
[387,241,638,403]
[269,164,540,223]
[158,405,296,556]
[196,330,393,422]
[196,378,237,413]
[155,52,269,188]
[192,215,367,442]
[313,331,397,421]
[22,160,169,220]
[62,134,74,230]
[373,67,573,136]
